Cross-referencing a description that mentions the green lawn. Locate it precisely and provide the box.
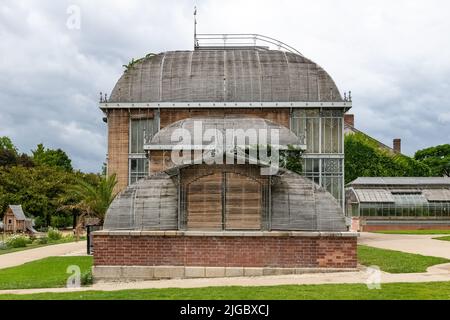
[0,282,450,300]
[0,245,448,297]
[374,230,450,235]
[0,256,92,290]
[434,236,450,242]
[357,245,449,273]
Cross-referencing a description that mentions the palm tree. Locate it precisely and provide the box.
[60,174,118,238]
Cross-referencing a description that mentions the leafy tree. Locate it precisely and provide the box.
[244,145,304,175]
[0,165,73,226]
[0,136,18,167]
[345,133,431,184]
[63,173,118,227]
[0,136,34,168]
[0,136,17,153]
[414,144,450,177]
[280,146,304,175]
[0,138,99,229]
[32,143,73,172]
[0,149,18,167]
[16,153,34,168]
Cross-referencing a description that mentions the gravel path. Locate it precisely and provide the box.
[0,241,87,269]
[359,232,450,259]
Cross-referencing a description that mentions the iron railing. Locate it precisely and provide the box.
[195,33,304,56]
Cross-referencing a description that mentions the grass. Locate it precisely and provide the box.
[0,236,86,256]
[0,282,450,300]
[0,256,92,290]
[357,245,449,273]
[0,245,448,298]
[373,230,450,235]
[434,236,450,242]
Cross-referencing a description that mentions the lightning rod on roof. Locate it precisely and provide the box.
[194,6,199,49]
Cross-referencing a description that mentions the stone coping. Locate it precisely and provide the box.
[93,230,359,238]
[93,265,359,281]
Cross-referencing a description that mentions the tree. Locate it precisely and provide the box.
[280,146,303,175]
[244,145,304,175]
[63,174,118,232]
[16,153,34,168]
[0,136,18,167]
[0,165,74,227]
[345,133,431,184]
[0,136,34,168]
[32,143,73,172]
[0,149,17,167]
[0,136,17,153]
[414,144,450,177]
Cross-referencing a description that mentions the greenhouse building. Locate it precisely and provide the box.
[93,33,358,281]
[346,177,450,231]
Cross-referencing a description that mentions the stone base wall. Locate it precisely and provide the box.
[93,265,359,281]
[93,231,358,275]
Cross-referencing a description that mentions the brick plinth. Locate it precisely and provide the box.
[93,233,357,269]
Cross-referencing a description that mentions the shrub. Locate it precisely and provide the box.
[33,216,47,230]
[81,270,93,286]
[50,215,72,229]
[29,234,37,242]
[0,241,7,250]
[36,236,49,245]
[5,234,32,248]
[47,227,63,241]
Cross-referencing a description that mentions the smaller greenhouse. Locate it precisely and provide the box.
[346,177,450,231]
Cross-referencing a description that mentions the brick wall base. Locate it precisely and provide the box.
[93,233,357,273]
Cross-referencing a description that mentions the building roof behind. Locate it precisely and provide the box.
[109,49,342,103]
[344,123,396,154]
[349,177,450,187]
[353,189,395,203]
[9,205,27,220]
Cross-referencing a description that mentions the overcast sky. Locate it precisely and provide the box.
[1,0,449,172]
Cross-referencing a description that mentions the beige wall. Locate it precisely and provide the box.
[160,108,290,128]
[106,109,130,192]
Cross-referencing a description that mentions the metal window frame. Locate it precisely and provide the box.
[290,108,345,209]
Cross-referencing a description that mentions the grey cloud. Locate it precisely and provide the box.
[0,0,449,172]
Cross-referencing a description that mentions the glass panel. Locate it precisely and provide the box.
[291,109,320,153]
[291,109,343,155]
[306,118,320,153]
[130,118,156,154]
[321,117,342,153]
[130,158,149,184]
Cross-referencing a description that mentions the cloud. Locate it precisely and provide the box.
[0,0,449,172]
[439,113,450,124]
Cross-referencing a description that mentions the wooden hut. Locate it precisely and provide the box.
[2,205,34,234]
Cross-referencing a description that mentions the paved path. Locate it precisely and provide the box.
[0,263,449,295]
[359,232,450,259]
[0,241,87,269]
